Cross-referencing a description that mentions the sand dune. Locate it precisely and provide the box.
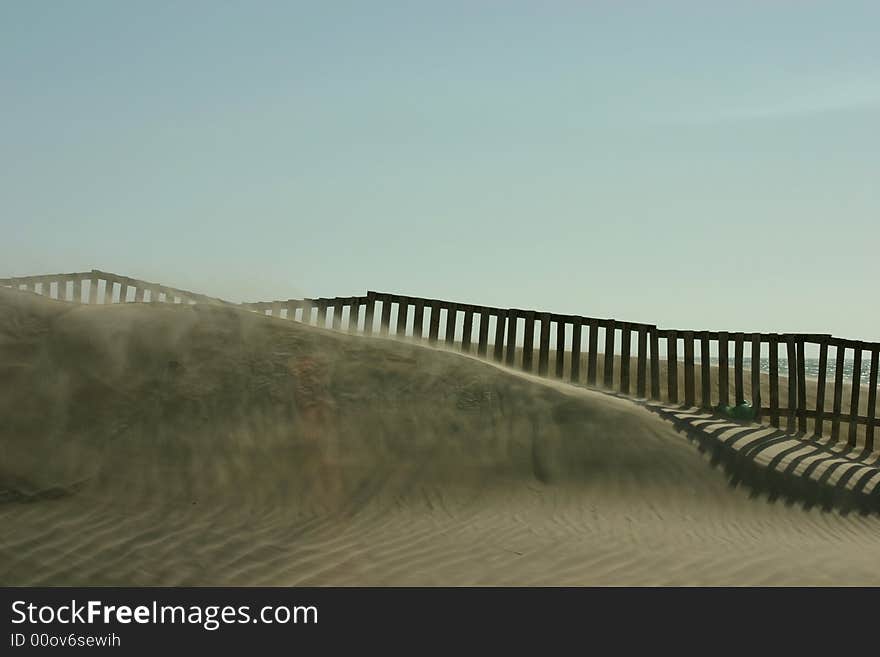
[2,287,880,586]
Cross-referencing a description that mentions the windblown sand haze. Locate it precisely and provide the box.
[2,288,880,585]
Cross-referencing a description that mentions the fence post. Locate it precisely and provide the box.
[751,334,762,422]
[505,311,518,366]
[445,303,458,347]
[428,301,441,345]
[700,332,712,409]
[519,311,534,372]
[718,331,729,407]
[636,325,647,398]
[815,337,829,436]
[317,299,329,327]
[411,299,424,339]
[667,331,678,404]
[461,306,474,353]
[587,319,599,386]
[538,312,551,376]
[555,319,565,378]
[734,333,745,405]
[796,337,807,434]
[364,292,377,336]
[333,298,345,330]
[848,344,863,446]
[477,308,490,357]
[88,275,99,304]
[866,347,878,451]
[785,336,797,432]
[769,334,780,428]
[603,320,615,389]
[683,330,695,407]
[73,276,83,304]
[619,323,631,395]
[379,295,392,335]
[570,321,582,384]
[395,297,409,337]
[493,311,507,362]
[650,326,660,401]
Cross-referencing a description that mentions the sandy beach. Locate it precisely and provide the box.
[2,288,880,586]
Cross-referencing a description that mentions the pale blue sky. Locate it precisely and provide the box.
[2,2,878,341]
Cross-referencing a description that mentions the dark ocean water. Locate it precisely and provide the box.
[704,357,876,387]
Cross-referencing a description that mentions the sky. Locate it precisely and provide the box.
[2,1,878,341]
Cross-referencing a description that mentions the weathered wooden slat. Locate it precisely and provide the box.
[636,325,647,398]
[478,308,490,357]
[867,348,879,451]
[445,304,458,346]
[602,321,615,389]
[848,346,863,446]
[364,292,377,336]
[751,334,762,422]
[333,298,345,330]
[301,299,314,324]
[348,299,361,333]
[88,277,99,304]
[118,279,129,303]
[587,319,599,386]
[493,311,507,362]
[683,330,695,406]
[700,333,712,409]
[769,335,780,428]
[428,301,441,345]
[538,312,551,376]
[314,299,327,326]
[831,342,846,442]
[734,333,745,405]
[522,311,536,372]
[395,298,409,337]
[650,327,660,400]
[718,331,729,407]
[785,337,797,431]
[505,311,518,366]
[796,338,807,434]
[815,338,829,436]
[570,322,582,384]
[667,331,678,404]
[461,307,474,353]
[619,323,631,395]
[379,295,392,336]
[286,300,301,323]
[411,299,424,339]
[555,320,565,379]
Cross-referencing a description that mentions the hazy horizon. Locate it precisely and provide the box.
[3,2,878,341]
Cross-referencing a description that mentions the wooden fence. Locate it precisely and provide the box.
[244,291,879,452]
[0,269,231,307]
[2,271,878,452]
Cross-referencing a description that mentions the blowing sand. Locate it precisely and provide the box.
[2,287,880,586]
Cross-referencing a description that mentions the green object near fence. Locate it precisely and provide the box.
[715,402,756,421]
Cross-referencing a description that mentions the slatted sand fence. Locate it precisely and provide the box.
[242,291,878,449]
[0,269,233,307]
[4,272,880,508]
[243,289,880,508]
